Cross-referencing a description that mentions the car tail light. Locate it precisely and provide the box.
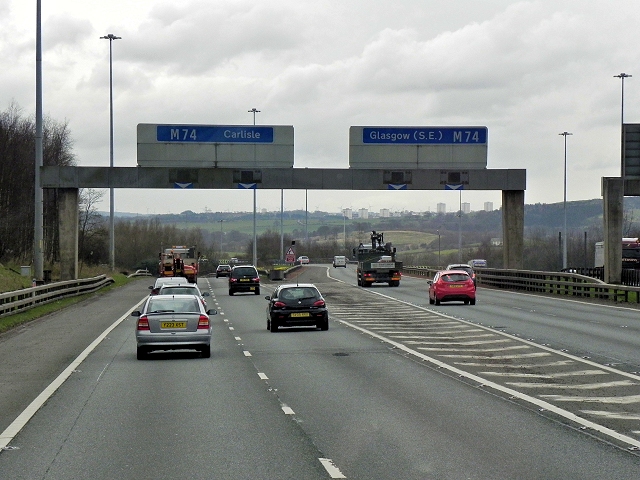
[252,276,260,283]
[274,301,286,308]
[197,315,210,330]
[137,315,150,330]
[230,277,237,283]
[313,299,325,307]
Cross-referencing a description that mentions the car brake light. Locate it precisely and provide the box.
[253,277,260,283]
[197,315,209,329]
[313,299,325,307]
[230,278,237,283]
[274,301,286,308]
[137,316,150,330]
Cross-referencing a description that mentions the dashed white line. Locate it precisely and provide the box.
[243,350,252,357]
[281,406,295,415]
[319,458,347,478]
[258,373,268,380]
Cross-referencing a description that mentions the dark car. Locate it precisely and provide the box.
[428,270,476,305]
[265,283,329,332]
[215,264,231,278]
[228,265,261,295]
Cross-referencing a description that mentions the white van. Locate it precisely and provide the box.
[333,255,347,268]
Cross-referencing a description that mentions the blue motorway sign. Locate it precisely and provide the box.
[362,127,487,145]
[157,125,274,143]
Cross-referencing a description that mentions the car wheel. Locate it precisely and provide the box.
[255,288,261,295]
[319,317,329,331]
[435,297,441,305]
[470,298,476,305]
[136,346,147,360]
[464,299,469,305]
[229,289,234,296]
[267,319,270,330]
[200,345,211,358]
[429,296,434,305]
[270,319,278,332]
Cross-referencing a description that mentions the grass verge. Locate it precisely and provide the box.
[0,273,135,335]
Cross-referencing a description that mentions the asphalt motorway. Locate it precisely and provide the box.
[0,268,638,479]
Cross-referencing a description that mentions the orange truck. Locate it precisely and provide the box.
[158,245,200,283]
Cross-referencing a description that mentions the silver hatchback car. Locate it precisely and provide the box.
[132,294,217,359]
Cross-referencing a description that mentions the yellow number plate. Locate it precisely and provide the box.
[290,312,310,318]
[449,285,464,288]
[161,321,187,329]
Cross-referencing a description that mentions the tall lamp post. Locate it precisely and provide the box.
[218,219,224,262]
[101,33,121,271]
[248,108,260,266]
[614,73,632,180]
[559,131,572,270]
[34,0,44,282]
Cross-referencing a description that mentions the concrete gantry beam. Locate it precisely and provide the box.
[41,166,526,278]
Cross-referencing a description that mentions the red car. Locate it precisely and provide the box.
[428,270,476,305]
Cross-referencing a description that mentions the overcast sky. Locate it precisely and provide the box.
[3,0,639,215]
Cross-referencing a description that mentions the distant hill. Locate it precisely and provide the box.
[108,197,640,235]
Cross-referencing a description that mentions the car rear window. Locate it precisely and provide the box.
[148,298,200,313]
[233,267,257,277]
[160,287,198,295]
[442,273,470,282]
[279,287,319,300]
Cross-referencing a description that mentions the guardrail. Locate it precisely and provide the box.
[402,266,640,303]
[0,275,114,318]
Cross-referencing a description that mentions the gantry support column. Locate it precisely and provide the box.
[602,177,623,284]
[502,190,524,269]
[59,188,79,280]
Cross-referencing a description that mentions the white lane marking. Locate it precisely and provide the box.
[507,381,637,389]
[282,406,295,415]
[388,333,498,339]
[319,458,347,478]
[541,394,640,404]
[334,317,640,449]
[585,412,640,420]
[229,326,235,331]
[420,345,528,352]
[234,336,242,341]
[408,339,513,346]
[436,352,552,359]
[454,360,575,368]
[258,373,268,380]
[482,370,608,378]
[243,351,252,357]
[0,297,146,450]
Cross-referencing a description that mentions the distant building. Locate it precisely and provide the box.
[461,202,470,214]
[437,203,446,214]
[380,208,390,218]
[342,208,352,219]
[359,208,369,219]
[484,201,494,212]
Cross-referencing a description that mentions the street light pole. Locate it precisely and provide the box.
[614,73,632,180]
[218,219,224,262]
[34,0,44,282]
[101,33,121,271]
[248,108,260,266]
[559,131,572,270]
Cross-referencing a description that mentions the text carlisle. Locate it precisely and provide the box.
[157,126,274,144]
[363,127,487,145]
